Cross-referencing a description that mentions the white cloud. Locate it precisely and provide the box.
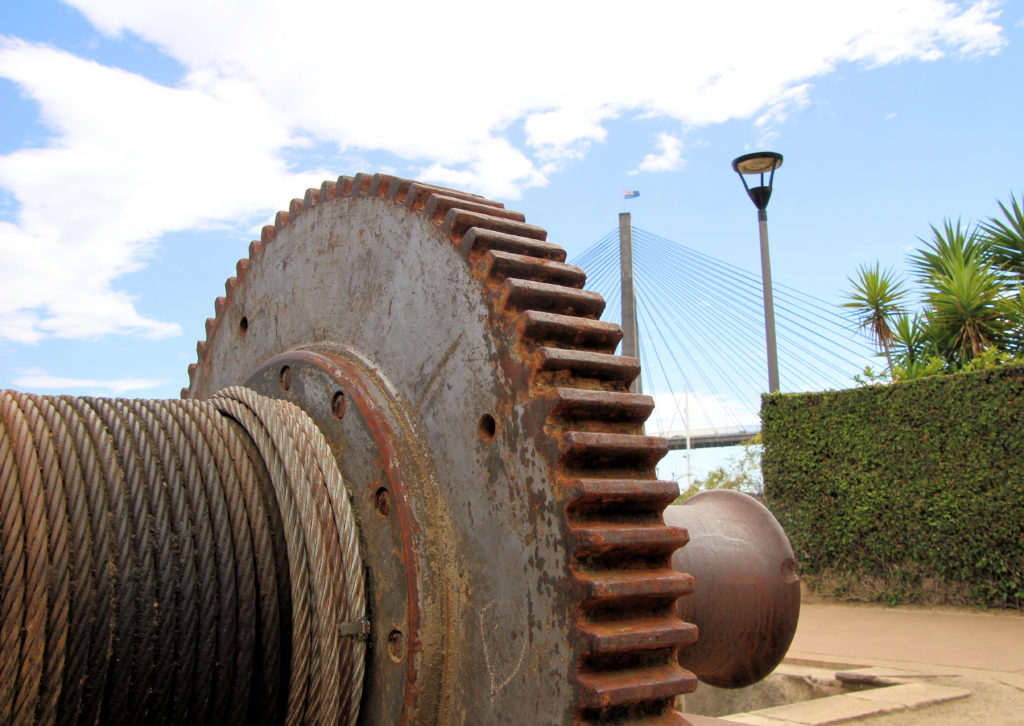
[0,37,328,342]
[0,0,1007,343]
[755,85,812,146]
[631,133,685,175]
[13,367,170,394]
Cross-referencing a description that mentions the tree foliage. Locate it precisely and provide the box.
[845,194,1024,383]
[841,263,908,375]
[674,436,762,503]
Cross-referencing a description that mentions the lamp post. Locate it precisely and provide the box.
[732,151,783,393]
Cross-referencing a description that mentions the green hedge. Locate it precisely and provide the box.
[762,364,1024,608]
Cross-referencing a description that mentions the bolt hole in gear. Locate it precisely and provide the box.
[0,173,799,725]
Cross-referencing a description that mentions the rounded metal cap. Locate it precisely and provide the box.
[732,151,783,175]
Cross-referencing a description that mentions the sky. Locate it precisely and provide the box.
[1,0,1022,479]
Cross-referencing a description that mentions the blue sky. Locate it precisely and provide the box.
[1,0,1021,478]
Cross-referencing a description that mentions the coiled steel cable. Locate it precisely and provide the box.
[10,393,70,726]
[39,397,93,726]
[61,397,116,726]
[211,388,326,726]
[0,399,27,725]
[0,389,366,726]
[3,396,48,726]
[280,401,366,725]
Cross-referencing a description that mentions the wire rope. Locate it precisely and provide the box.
[0,389,366,725]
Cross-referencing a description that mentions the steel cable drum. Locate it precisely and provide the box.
[0,390,366,726]
[1,173,705,724]
[184,173,697,724]
[664,490,801,689]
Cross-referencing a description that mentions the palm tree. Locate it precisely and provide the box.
[981,194,1024,283]
[905,219,1015,364]
[843,263,909,375]
[909,218,992,284]
[889,312,933,368]
[924,254,1011,364]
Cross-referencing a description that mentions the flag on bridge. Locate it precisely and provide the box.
[624,190,640,199]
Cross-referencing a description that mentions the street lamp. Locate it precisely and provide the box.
[732,151,783,393]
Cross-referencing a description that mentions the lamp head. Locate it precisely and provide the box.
[732,151,783,210]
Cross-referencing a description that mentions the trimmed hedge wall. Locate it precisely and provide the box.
[762,364,1024,608]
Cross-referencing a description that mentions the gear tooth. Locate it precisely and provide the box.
[351,173,373,197]
[550,389,654,427]
[369,174,396,198]
[336,175,355,196]
[407,183,506,212]
[522,312,622,353]
[484,251,586,288]
[500,278,605,317]
[320,180,337,200]
[571,521,687,559]
[558,432,667,470]
[303,188,320,209]
[224,276,238,298]
[539,348,640,385]
[204,316,217,337]
[249,240,264,260]
[565,479,681,514]
[388,177,414,204]
[196,339,206,357]
[288,198,303,217]
[461,228,566,261]
[214,295,227,317]
[274,211,290,230]
[577,664,697,710]
[577,618,698,656]
[235,258,250,280]
[576,568,695,604]
[424,194,446,223]
[259,226,275,244]
[404,183,431,211]
[425,194,526,225]
[179,387,190,399]
[443,209,547,244]
[182,365,198,399]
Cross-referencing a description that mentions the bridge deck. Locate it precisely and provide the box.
[663,427,760,450]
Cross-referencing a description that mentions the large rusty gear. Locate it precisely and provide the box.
[183,173,698,724]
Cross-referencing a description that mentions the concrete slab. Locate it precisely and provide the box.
[994,672,1024,691]
[680,715,752,726]
[745,692,904,724]
[721,713,802,726]
[834,667,945,685]
[845,682,970,708]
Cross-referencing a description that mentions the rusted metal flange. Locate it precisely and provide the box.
[664,491,800,689]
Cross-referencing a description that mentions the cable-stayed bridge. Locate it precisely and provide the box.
[570,221,874,451]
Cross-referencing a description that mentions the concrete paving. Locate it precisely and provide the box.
[682,601,1024,725]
